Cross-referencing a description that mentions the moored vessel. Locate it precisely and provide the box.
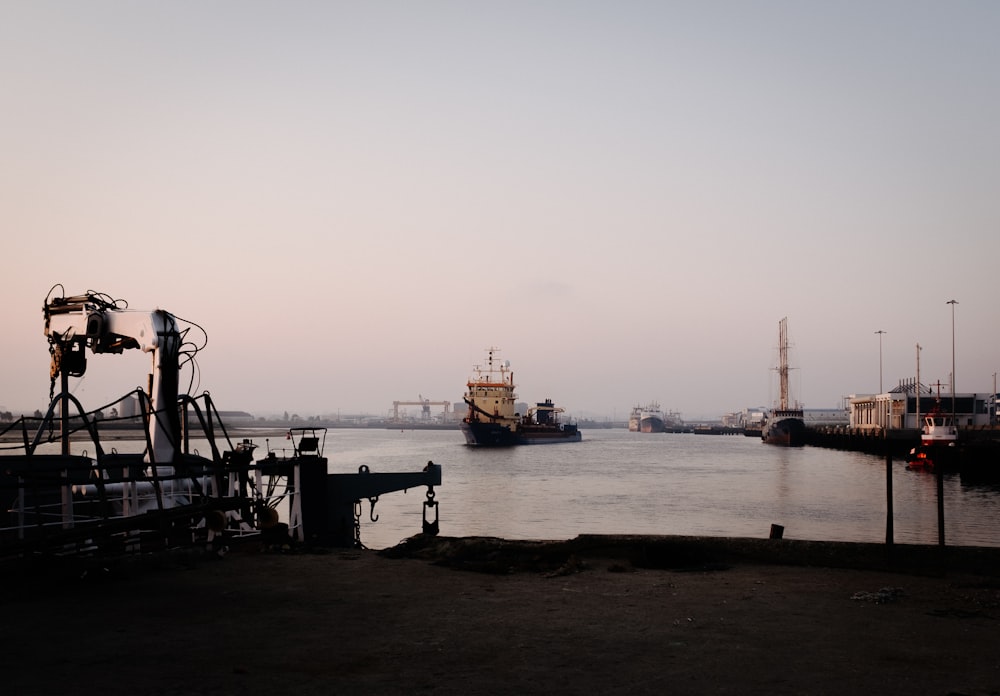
[763,408,806,446]
[907,391,958,470]
[639,402,665,433]
[460,348,581,446]
[762,317,805,447]
[627,406,641,432]
[663,409,686,433]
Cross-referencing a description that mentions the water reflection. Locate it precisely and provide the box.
[25,427,1000,550]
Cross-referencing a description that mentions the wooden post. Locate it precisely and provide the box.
[885,450,894,546]
[937,468,946,547]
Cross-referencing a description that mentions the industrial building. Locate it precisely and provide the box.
[849,379,996,432]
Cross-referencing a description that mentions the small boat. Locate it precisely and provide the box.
[762,318,805,447]
[638,402,665,433]
[906,398,958,470]
[460,348,582,447]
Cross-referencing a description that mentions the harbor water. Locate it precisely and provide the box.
[30,427,1000,550]
[315,427,999,550]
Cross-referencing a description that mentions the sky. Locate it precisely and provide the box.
[2,1,999,421]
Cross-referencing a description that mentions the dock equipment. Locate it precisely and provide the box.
[0,288,441,559]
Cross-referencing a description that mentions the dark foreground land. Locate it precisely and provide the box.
[3,535,999,695]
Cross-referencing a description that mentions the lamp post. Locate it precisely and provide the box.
[947,299,958,423]
[938,299,959,549]
[875,330,886,393]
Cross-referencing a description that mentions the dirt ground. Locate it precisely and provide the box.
[3,535,999,696]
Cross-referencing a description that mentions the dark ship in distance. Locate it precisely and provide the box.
[460,348,581,447]
[762,317,806,447]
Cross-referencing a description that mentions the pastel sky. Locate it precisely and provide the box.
[2,1,998,421]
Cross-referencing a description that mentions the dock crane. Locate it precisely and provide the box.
[0,287,441,557]
[392,397,451,421]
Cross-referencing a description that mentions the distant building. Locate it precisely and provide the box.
[735,407,767,430]
[738,406,846,428]
[721,412,742,428]
[802,408,849,427]
[216,410,255,424]
[120,395,139,418]
[849,378,993,431]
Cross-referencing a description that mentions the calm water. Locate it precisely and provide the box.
[317,427,1000,550]
[29,427,1000,550]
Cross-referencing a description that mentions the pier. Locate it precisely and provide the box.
[803,425,1000,476]
[692,425,742,435]
[804,426,920,457]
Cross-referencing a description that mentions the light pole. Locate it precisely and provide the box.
[875,330,886,393]
[947,299,958,424]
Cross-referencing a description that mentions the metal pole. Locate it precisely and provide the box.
[60,369,70,456]
[875,330,885,394]
[947,299,958,424]
[940,300,957,550]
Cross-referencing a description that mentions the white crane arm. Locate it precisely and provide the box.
[44,292,183,465]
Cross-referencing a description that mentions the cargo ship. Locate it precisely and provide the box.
[762,317,806,447]
[639,402,665,433]
[460,348,582,446]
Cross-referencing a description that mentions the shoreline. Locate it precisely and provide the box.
[383,533,1000,577]
[9,532,1000,581]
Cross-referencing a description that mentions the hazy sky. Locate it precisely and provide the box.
[2,1,998,421]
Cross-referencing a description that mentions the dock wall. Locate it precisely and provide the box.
[804,427,918,456]
[804,425,1000,473]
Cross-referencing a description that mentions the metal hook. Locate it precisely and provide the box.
[422,487,439,536]
[368,495,379,522]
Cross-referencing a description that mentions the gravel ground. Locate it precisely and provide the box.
[3,536,999,695]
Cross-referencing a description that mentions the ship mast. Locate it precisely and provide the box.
[777,317,790,411]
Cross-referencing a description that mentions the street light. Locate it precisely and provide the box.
[947,299,958,423]
[875,330,886,393]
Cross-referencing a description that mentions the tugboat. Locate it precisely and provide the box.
[460,348,582,446]
[762,317,806,447]
[906,389,958,470]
